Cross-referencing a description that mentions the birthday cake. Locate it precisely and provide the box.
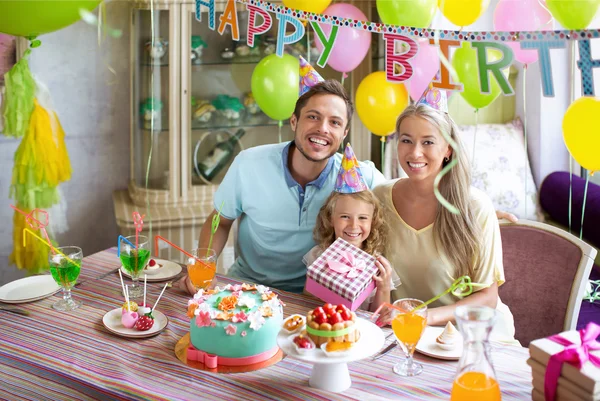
[186,283,283,368]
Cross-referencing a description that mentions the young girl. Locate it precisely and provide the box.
[303,144,400,323]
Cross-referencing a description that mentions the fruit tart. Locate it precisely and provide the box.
[305,303,360,347]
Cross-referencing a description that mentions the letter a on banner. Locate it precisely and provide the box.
[196,0,215,29]
[384,34,417,82]
[218,0,239,40]
[247,5,272,47]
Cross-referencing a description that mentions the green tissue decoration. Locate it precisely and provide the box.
[3,49,36,138]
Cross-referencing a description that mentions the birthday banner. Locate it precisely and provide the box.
[196,0,600,98]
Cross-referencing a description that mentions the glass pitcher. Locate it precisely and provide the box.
[450,305,502,401]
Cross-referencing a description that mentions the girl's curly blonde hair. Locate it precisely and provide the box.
[313,190,387,255]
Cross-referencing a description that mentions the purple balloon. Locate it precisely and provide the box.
[493,0,553,65]
[314,3,371,74]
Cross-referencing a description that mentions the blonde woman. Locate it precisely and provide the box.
[373,96,517,343]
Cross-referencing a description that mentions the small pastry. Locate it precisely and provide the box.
[436,322,458,350]
[122,301,138,312]
[283,314,304,333]
[144,258,163,274]
[121,310,139,329]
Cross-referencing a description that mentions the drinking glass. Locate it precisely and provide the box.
[119,235,151,299]
[391,298,428,376]
[49,246,83,311]
[187,248,217,291]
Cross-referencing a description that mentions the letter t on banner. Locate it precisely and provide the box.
[577,39,600,96]
[521,40,566,97]
[384,34,417,82]
[195,0,215,29]
[247,5,272,47]
[276,14,305,57]
[218,0,239,40]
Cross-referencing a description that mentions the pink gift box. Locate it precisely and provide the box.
[306,238,377,311]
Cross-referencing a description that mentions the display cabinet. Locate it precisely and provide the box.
[114,0,374,267]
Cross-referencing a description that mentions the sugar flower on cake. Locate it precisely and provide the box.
[241,331,247,337]
[223,284,233,291]
[225,324,237,336]
[241,283,257,291]
[266,298,281,311]
[195,301,216,318]
[238,295,256,309]
[187,303,198,318]
[261,291,277,301]
[195,311,213,328]
[218,295,238,312]
[231,284,243,292]
[259,306,273,318]
[215,311,235,320]
[231,290,242,298]
[256,285,268,294]
[232,311,249,323]
[248,310,266,330]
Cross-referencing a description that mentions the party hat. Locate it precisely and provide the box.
[299,56,324,96]
[417,85,448,113]
[335,144,368,194]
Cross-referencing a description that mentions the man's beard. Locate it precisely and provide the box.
[293,136,337,163]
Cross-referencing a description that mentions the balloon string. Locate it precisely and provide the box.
[523,64,528,219]
[472,109,478,165]
[381,137,385,173]
[278,120,283,143]
[568,40,576,233]
[580,175,590,240]
[307,28,311,65]
[341,72,345,85]
[434,0,459,85]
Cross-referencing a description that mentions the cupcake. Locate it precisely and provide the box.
[436,322,458,350]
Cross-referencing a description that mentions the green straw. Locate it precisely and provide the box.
[412,276,487,312]
[207,201,225,257]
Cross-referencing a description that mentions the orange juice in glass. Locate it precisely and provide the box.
[391,298,427,376]
[451,372,501,401]
[187,248,217,290]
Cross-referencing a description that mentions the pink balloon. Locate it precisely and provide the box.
[493,0,554,65]
[314,3,371,73]
[406,39,440,101]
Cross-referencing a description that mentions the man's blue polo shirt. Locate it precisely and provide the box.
[214,141,386,293]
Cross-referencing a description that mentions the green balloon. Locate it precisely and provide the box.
[251,54,299,121]
[376,0,437,28]
[0,1,102,37]
[453,42,504,110]
[546,0,600,30]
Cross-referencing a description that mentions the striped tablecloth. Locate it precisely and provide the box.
[0,248,533,401]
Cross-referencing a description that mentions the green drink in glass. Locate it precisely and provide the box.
[119,235,150,299]
[49,246,83,311]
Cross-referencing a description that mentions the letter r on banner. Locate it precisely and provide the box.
[276,14,305,57]
[577,39,600,96]
[384,34,417,82]
[472,42,514,95]
[196,0,215,29]
[247,5,272,47]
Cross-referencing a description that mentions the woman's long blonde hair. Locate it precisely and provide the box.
[395,104,482,278]
[314,191,387,255]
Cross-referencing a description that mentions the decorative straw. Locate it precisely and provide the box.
[132,212,145,250]
[143,274,147,307]
[11,205,54,254]
[22,228,75,264]
[154,235,215,271]
[151,282,169,313]
[117,235,136,257]
[124,285,131,312]
[118,269,127,301]
[207,201,226,257]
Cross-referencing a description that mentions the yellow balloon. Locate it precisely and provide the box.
[356,72,409,137]
[563,97,600,173]
[440,0,490,27]
[282,0,332,14]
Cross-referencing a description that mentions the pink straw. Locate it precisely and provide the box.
[11,205,54,254]
[132,212,145,250]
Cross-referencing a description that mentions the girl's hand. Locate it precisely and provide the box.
[373,256,393,292]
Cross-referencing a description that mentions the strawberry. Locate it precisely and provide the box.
[148,259,157,267]
[135,315,154,331]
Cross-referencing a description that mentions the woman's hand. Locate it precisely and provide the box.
[178,275,196,295]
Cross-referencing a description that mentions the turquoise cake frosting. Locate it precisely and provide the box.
[188,283,283,359]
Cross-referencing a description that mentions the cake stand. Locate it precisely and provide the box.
[276,318,385,393]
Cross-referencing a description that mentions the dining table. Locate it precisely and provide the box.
[0,248,534,400]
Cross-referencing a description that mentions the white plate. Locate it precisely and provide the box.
[277,318,385,364]
[0,275,61,304]
[120,259,182,282]
[415,326,463,360]
[102,308,168,338]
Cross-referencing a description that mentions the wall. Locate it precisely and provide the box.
[0,2,131,285]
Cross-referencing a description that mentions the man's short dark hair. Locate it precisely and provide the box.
[293,79,353,128]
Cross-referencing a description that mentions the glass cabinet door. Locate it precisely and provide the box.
[131,6,179,203]
[181,3,353,199]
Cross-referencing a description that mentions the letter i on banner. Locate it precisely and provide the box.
[247,5,272,47]
[218,0,239,40]
[384,34,417,82]
[431,39,462,91]
[196,0,215,29]
[521,40,566,97]
[577,39,600,96]
[472,42,514,95]
[276,14,305,57]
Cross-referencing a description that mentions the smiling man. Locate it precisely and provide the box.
[185,80,386,294]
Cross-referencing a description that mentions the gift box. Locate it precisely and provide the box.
[305,238,377,311]
[528,322,600,401]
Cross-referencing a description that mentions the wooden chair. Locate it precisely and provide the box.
[499,219,597,346]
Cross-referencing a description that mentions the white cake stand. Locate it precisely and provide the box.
[276,318,385,393]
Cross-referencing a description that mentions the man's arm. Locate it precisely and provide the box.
[197,209,234,256]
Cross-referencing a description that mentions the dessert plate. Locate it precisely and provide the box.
[0,275,61,304]
[415,326,463,360]
[120,259,182,282]
[102,308,168,338]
